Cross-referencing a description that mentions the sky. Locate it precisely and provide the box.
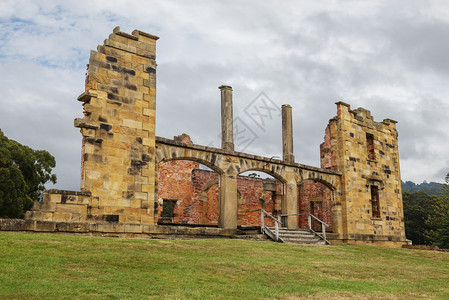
[0,0,448,191]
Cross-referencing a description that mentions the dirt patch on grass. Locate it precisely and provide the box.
[279,291,430,299]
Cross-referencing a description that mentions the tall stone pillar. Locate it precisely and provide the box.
[282,104,295,163]
[284,170,299,228]
[74,27,159,226]
[218,173,238,230]
[219,85,234,151]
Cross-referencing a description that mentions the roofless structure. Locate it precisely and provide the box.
[1,28,407,247]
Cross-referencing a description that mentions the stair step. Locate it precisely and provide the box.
[268,229,313,234]
[279,233,316,238]
[283,239,327,245]
[265,227,328,245]
[282,236,321,241]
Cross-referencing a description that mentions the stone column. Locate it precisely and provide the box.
[219,85,234,151]
[218,174,238,230]
[284,170,299,229]
[282,104,295,163]
[331,189,344,238]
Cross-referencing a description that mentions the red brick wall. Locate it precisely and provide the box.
[236,175,278,227]
[157,135,332,230]
[157,160,282,226]
[191,169,219,225]
[298,180,333,231]
[189,170,280,227]
[320,125,336,170]
[157,159,199,223]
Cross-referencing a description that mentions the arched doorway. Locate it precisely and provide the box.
[157,160,220,226]
[237,170,284,228]
[298,179,334,232]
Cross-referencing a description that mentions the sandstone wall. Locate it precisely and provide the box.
[321,102,406,245]
[298,181,333,231]
[27,27,159,226]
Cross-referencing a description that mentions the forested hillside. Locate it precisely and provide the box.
[402,176,449,248]
[402,180,445,195]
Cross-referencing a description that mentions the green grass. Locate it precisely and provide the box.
[0,232,448,299]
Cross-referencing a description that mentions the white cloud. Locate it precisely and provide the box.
[0,0,448,188]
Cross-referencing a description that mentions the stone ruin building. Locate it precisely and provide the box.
[0,27,408,247]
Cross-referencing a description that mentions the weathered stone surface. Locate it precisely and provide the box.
[320,102,406,246]
[0,27,406,247]
[282,104,295,163]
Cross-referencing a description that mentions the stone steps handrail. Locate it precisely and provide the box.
[279,213,329,244]
[238,209,283,242]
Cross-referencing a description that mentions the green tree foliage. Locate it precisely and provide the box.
[444,173,449,195]
[0,130,57,218]
[437,173,449,249]
[403,191,449,245]
[402,180,445,195]
[437,208,449,249]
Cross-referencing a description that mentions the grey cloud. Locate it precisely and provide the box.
[0,0,448,187]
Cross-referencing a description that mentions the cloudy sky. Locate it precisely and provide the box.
[1,0,448,190]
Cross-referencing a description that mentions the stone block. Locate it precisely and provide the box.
[53,212,72,222]
[122,119,142,130]
[125,215,141,224]
[96,223,125,233]
[36,202,56,212]
[41,212,54,222]
[27,210,44,220]
[116,199,131,208]
[141,215,154,225]
[133,192,147,201]
[55,204,88,214]
[34,221,57,232]
[48,193,62,203]
[55,222,90,232]
[124,224,142,233]
[0,219,28,231]
[130,200,141,208]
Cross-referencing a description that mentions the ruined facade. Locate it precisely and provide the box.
[0,27,407,247]
[156,135,332,230]
[320,103,405,242]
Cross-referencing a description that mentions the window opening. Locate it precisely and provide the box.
[366,133,375,160]
[161,199,177,220]
[370,186,380,218]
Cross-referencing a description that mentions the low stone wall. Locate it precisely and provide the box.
[25,189,92,223]
[5,189,238,237]
[0,218,236,238]
[327,233,411,248]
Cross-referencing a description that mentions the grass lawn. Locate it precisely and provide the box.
[0,232,448,299]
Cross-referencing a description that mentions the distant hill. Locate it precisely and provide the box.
[402,181,446,196]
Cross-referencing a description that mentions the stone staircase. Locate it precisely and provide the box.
[267,227,328,245]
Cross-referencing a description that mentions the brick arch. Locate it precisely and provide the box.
[296,169,338,191]
[203,178,218,192]
[155,142,228,175]
[202,177,242,199]
[298,178,336,191]
[235,159,288,184]
[156,156,224,175]
[238,168,287,184]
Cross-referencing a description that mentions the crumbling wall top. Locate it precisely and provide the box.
[334,101,397,130]
[100,26,159,59]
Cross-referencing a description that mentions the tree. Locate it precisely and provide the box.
[0,130,57,218]
[437,208,449,249]
[444,172,449,195]
[437,173,449,249]
[403,191,449,245]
